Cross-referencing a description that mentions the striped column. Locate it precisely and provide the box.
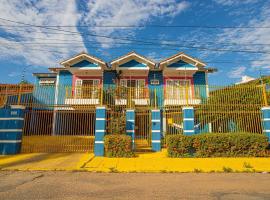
[126,109,135,149]
[152,109,162,151]
[182,106,195,135]
[94,106,106,156]
[262,107,270,142]
[0,105,25,155]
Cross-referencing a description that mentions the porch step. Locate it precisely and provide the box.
[135,147,153,153]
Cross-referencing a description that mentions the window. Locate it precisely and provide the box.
[166,79,192,99]
[119,79,145,88]
[75,79,100,98]
[119,79,146,98]
[39,78,55,86]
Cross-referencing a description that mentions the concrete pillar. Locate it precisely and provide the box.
[0,105,25,154]
[94,106,106,156]
[262,107,270,142]
[151,109,162,151]
[126,109,135,149]
[182,106,195,135]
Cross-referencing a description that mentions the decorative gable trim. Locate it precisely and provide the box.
[110,51,155,70]
[60,52,106,69]
[159,52,206,70]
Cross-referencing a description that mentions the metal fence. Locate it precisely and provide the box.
[1,83,267,109]
[21,109,95,153]
[0,83,268,152]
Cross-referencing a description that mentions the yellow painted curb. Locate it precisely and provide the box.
[0,150,270,173]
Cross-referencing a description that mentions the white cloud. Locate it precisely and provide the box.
[0,0,86,67]
[83,0,189,48]
[213,0,259,6]
[217,4,270,71]
[145,52,160,61]
[228,66,246,78]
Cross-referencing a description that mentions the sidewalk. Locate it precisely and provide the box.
[0,153,94,171]
[1,150,270,172]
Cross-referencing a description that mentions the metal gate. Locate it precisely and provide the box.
[21,109,95,153]
[135,110,152,150]
[163,108,183,147]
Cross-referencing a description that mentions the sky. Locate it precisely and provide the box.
[0,0,269,85]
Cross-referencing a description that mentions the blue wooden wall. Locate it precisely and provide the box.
[193,71,207,101]
[71,60,98,68]
[119,60,147,68]
[103,70,117,89]
[148,71,163,107]
[56,71,73,105]
[32,76,56,107]
[167,60,197,69]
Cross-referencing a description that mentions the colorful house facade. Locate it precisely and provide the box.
[33,51,213,108]
[22,51,215,154]
[3,52,269,156]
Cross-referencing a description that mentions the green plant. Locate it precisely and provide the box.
[107,109,126,135]
[243,162,253,169]
[109,167,119,173]
[223,166,233,173]
[193,133,268,157]
[166,134,195,157]
[193,168,202,173]
[167,132,269,158]
[104,134,134,157]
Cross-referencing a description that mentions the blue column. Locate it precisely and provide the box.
[151,109,162,151]
[126,109,135,149]
[94,106,106,156]
[0,105,25,154]
[182,106,195,135]
[262,107,270,142]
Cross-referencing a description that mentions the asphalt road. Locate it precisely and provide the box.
[0,171,270,200]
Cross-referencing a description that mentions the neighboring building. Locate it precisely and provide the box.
[33,51,214,108]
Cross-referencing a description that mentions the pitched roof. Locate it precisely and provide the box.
[159,52,206,68]
[60,51,106,66]
[32,73,57,77]
[110,51,156,66]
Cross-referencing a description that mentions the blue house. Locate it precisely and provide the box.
[33,51,212,108]
[29,51,214,152]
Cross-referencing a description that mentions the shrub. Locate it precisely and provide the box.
[193,133,268,157]
[167,133,268,158]
[104,134,134,157]
[166,134,194,157]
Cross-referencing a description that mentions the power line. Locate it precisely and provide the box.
[1,24,270,29]
[1,38,270,55]
[0,17,269,55]
[2,26,270,46]
[1,43,270,65]
[1,36,270,47]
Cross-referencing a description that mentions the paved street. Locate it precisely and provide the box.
[0,171,270,200]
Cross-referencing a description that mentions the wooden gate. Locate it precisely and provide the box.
[21,109,95,153]
[135,110,152,150]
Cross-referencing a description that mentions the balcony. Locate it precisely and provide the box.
[65,86,101,105]
[114,87,150,106]
[164,86,201,106]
